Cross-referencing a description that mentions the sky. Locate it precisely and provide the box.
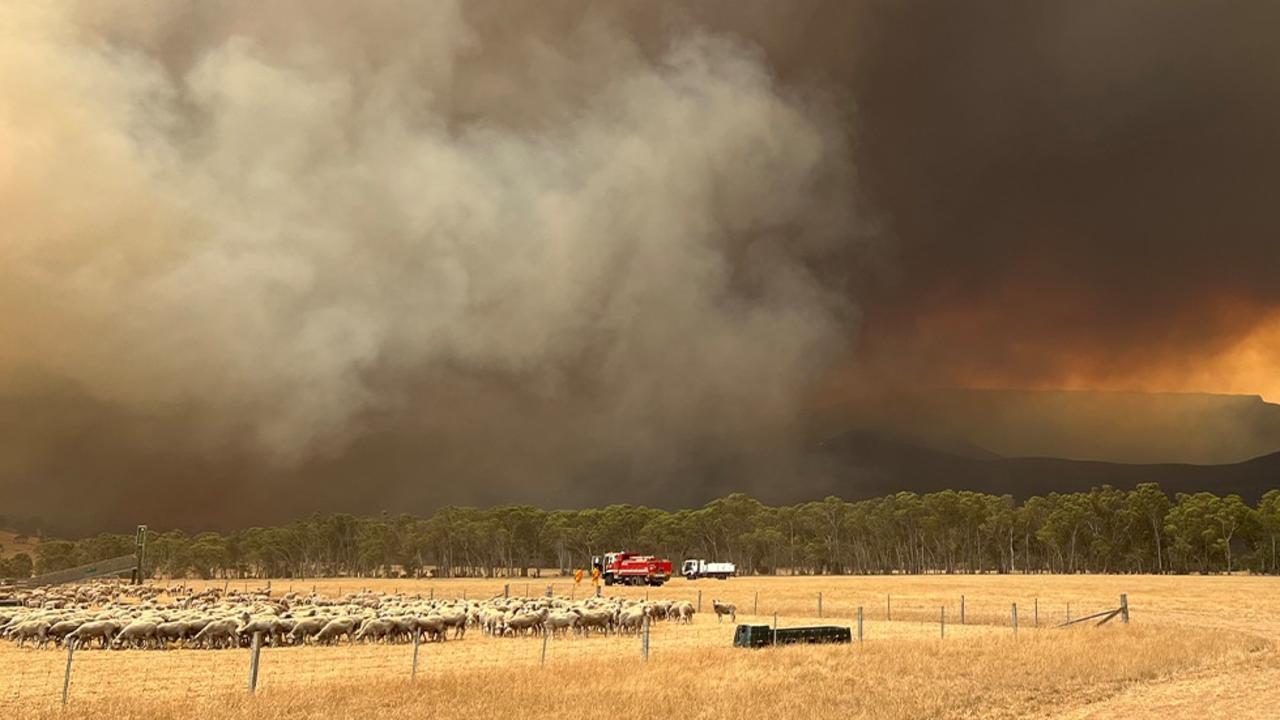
[2,1,1277,531]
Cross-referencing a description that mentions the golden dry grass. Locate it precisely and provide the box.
[4,574,1277,719]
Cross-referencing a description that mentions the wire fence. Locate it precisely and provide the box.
[1,586,1131,712]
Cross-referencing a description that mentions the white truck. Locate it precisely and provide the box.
[681,559,737,580]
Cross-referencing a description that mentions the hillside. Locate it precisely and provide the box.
[792,430,1280,503]
[0,530,37,560]
[816,389,1280,465]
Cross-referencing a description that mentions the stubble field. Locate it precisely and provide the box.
[2,574,1276,719]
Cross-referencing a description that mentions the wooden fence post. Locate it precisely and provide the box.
[411,628,421,679]
[503,584,509,599]
[697,590,702,613]
[641,616,650,661]
[773,612,778,646]
[1011,604,1018,635]
[818,592,823,618]
[61,641,74,705]
[754,591,759,615]
[940,606,945,638]
[247,631,262,693]
[1120,594,1129,624]
[1034,598,1039,628]
[856,606,863,643]
[960,595,965,625]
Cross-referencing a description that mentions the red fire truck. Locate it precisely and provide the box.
[591,552,673,586]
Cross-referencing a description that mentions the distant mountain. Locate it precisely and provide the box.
[815,389,1280,465]
[787,429,1280,503]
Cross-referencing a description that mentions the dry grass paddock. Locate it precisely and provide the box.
[3,574,1277,719]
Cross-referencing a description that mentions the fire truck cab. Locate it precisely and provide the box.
[591,551,673,586]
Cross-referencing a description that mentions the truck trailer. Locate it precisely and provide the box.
[681,559,737,580]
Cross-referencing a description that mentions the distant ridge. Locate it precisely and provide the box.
[815,388,1280,466]
[796,429,1280,503]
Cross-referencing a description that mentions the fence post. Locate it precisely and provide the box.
[61,640,74,705]
[960,595,965,625]
[411,628,421,679]
[1034,598,1039,628]
[1066,602,1070,623]
[1011,604,1018,636]
[503,584,509,599]
[697,590,702,613]
[754,591,759,615]
[641,615,650,661]
[429,587,434,601]
[773,612,778,646]
[817,592,823,618]
[887,594,891,622]
[856,606,863,643]
[525,583,530,598]
[541,626,549,666]
[940,606,945,638]
[247,631,262,693]
[1120,594,1129,624]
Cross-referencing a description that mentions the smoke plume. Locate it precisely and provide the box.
[1,1,864,530]
[5,1,1280,533]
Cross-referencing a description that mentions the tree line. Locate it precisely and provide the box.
[7,484,1280,581]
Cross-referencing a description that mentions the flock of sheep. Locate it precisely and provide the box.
[0,582,735,651]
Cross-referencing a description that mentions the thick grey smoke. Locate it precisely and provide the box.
[0,0,861,529]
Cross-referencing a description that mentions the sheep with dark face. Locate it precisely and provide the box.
[712,599,736,623]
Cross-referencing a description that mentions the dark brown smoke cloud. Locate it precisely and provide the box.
[3,1,1278,533]
[845,1,1280,397]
